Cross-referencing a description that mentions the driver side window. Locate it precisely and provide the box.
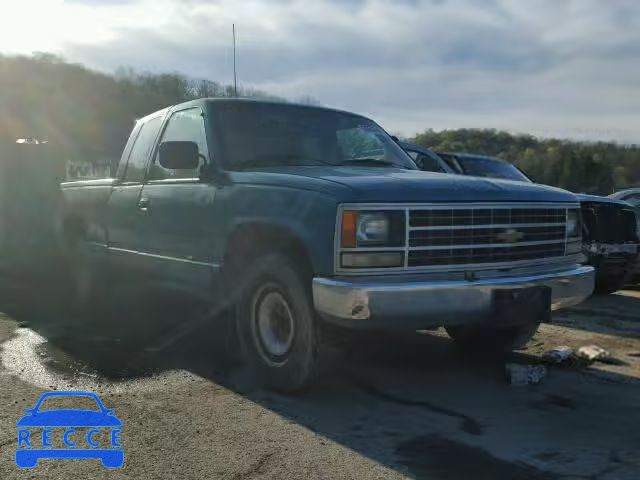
[149,108,208,180]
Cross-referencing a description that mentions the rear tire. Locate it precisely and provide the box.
[235,254,323,393]
[445,322,540,353]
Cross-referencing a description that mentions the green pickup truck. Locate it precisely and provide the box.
[59,99,595,391]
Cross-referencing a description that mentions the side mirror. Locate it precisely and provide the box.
[391,135,400,143]
[158,141,199,170]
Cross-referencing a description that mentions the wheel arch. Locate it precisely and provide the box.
[223,222,314,277]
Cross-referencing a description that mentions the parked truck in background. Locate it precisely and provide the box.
[58,99,595,392]
[610,188,640,284]
[402,143,640,294]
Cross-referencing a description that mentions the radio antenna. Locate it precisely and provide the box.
[232,23,238,97]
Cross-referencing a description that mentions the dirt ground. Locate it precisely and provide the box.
[0,281,639,479]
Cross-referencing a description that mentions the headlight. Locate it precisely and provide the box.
[339,209,406,269]
[356,214,389,244]
[340,210,405,248]
[566,209,580,238]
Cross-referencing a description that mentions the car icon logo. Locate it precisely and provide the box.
[15,391,123,468]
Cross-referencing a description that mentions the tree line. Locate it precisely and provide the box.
[1,53,638,194]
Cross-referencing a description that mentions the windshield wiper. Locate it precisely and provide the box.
[339,158,407,169]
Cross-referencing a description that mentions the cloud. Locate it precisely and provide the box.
[2,0,639,142]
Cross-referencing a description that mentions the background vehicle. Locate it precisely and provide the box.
[398,142,454,173]
[58,100,594,392]
[402,144,639,294]
[611,188,640,209]
[610,188,640,283]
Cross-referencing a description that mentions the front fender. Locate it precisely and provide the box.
[217,184,338,275]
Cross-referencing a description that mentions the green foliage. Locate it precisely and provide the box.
[0,53,285,166]
[410,128,640,194]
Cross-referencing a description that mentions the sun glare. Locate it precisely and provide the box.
[0,0,124,55]
[0,1,66,53]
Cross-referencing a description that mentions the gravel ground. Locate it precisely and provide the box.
[1,282,639,479]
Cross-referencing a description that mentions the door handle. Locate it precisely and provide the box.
[138,197,150,212]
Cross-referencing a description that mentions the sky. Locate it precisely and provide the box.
[1,0,639,143]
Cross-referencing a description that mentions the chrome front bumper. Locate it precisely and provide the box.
[312,265,595,329]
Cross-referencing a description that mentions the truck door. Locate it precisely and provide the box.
[135,106,218,297]
[107,113,165,280]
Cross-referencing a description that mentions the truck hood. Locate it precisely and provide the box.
[253,166,578,203]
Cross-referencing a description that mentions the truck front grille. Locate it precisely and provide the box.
[408,242,567,266]
[407,205,571,268]
[582,203,638,244]
[336,203,581,274]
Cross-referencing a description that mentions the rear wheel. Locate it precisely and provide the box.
[235,254,324,393]
[445,322,540,353]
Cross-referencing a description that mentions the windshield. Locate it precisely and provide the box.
[455,155,531,182]
[211,102,416,170]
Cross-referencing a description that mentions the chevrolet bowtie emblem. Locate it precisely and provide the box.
[496,228,525,243]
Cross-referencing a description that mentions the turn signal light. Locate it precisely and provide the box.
[341,210,357,248]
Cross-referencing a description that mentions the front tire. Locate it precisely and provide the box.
[236,254,322,393]
[445,322,540,353]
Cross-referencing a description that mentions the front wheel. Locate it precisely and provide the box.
[235,254,322,393]
[445,322,540,353]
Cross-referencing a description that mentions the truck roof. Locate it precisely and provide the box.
[136,98,369,124]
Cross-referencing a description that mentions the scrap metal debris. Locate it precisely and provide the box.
[541,346,575,364]
[577,345,611,362]
[506,363,547,386]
